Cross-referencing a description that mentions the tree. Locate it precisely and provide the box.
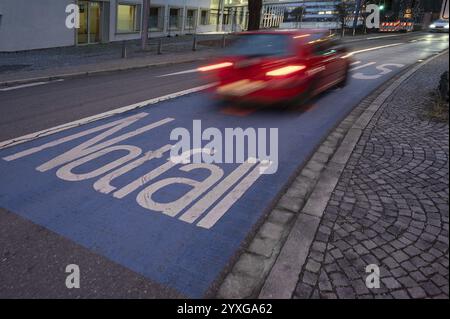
[247,0,263,30]
[291,6,306,28]
[141,0,150,50]
[411,0,424,23]
[335,1,352,37]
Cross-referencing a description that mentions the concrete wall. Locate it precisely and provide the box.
[0,0,216,52]
[0,0,75,52]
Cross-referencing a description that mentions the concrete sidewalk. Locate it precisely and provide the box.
[0,49,218,86]
[0,34,227,86]
[217,50,449,299]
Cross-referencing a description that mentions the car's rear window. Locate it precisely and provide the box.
[225,34,291,57]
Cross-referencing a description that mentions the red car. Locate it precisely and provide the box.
[199,30,350,106]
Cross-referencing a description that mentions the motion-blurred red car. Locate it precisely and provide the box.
[199,30,350,106]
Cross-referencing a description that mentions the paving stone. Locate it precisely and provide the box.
[398,276,418,288]
[293,283,313,299]
[258,222,285,241]
[431,274,447,287]
[305,259,321,273]
[351,279,370,295]
[233,253,266,279]
[311,242,327,253]
[301,271,319,286]
[247,237,277,258]
[336,286,356,299]
[309,251,325,263]
[330,272,349,287]
[217,273,258,299]
[382,277,402,289]
[320,292,338,299]
[391,290,410,299]
[330,248,344,259]
[382,257,400,270]
[268,209,295,227]
[409,271,427,283]
[421,281,442,297]
[407,287,427,299]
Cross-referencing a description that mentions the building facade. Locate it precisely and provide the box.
[0,0,220,52]
[260,0,356,29]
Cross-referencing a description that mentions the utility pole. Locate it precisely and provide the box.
[141,0,150,50]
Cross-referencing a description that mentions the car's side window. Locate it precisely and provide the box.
[314,39,334,56]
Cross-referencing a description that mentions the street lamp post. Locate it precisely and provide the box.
[352,0,362,36]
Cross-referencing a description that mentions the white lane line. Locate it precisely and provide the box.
[366,34,407,40]
[349,62,376,72]
[342,43,404,58]
[0,79,64,92]
[344,33,420,43]
[350,61,362,66]
[156,68,199,77]
[0,83,216,150]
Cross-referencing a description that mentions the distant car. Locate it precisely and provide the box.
[198,30,350,106]
[429,19,449,32]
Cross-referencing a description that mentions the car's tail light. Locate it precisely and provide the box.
[198,62,233,72]
[266,65,306,77]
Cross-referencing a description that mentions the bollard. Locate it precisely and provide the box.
[157,38,163,55]
[121,41,127,59]
[192,35,197,51]
[221,34,226,48]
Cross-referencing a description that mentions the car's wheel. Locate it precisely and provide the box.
[289,77,320,108]
[337,66,349,88]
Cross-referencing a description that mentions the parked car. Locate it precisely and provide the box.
[429,19,449,32]
[198,30,350,106]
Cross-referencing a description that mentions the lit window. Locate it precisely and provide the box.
[117,4,141,33]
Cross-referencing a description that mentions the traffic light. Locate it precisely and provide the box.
[379,5,385,10]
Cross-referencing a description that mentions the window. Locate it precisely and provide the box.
[169,8,181,30]
[149,7,163,31]
[185,9,197,30]
[209,9,219,25]
[200,10,209,25]
[225,34,291,57]
[117,4,141,33]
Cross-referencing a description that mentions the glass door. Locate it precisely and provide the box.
[77,1,101,45]
[89,2,101,43]
[77,1,89,44]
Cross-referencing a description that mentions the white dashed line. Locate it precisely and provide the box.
[0,79,64,91]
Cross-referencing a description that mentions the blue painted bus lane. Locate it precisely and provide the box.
[0,52,419,296]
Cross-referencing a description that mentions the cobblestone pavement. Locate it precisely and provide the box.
[294,53,449,299]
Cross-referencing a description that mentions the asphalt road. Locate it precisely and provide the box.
[0,31,448,298]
